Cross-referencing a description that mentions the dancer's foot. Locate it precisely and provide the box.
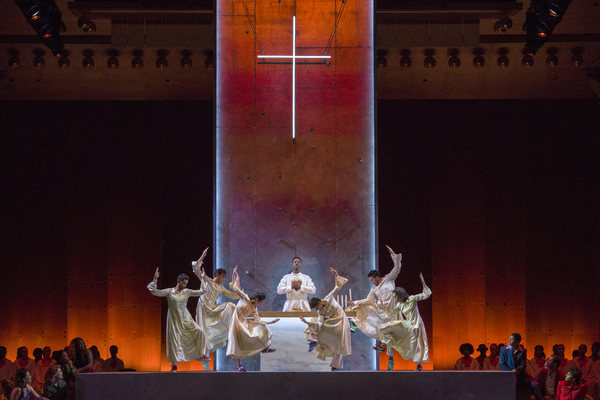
[197,355,211,362]
[236,366,247,372]
[202,361,210,371]
[349,320,357,333]
[371,343,386,353]
[261,347,276,353]
[387,359,394,371]
[331,367,339,372]
[308,341,317,352]
[415,364,423,371]
[170,365,178,372]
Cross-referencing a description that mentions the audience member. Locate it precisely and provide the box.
[12,347,35,382]
[43,365,67,400]
[0,348,12,398]
[88,346,102,373]
[531,354,565,400]
[556,367,587,400]
[68,338,93,373]
[52,350,76,400]
[11,368,47,400]
[553,344,569,374]
[486,343,500,370]
[528,345,547,378]
[455,343,479,370]
[102,346,124,372]
[34,347,53,393]
[475,344,488,371]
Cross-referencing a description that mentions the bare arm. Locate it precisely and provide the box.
[147,268,170,297]
[411,273,431,301]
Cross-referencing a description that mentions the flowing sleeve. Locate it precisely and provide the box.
[192,261,203,280]
[219,285,240,300]
[186,285,207,297]
[383,253,402,284]
[411,283,432,302]
[324,276,348,301]
[147,280,170,297]
[230,281,251,303]
[350,287,377,309]
[276,275,290,295]
[302,275,316,294]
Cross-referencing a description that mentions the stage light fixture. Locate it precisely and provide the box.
[546,54,558,66]
[83,21,96,33]
[493,17,513,32]
[497,55,510,67]
[131,57,143,69]
[14,0,66,56]
[33,56,45,68]
[82,57,94,68]
[205,57,214,69]
[107,57,119,68]
[399,56,412,68]
[156,57,168,69]
[523,0,573,55]
[448,56,460,68]
[376,50,387,69]
[180,56,192,68]
[8,56,20,68]
[571,54,583,66]
[424,56,436,68]
[58,56,69,68]
[522,55,535,67]
[473,55,485,67]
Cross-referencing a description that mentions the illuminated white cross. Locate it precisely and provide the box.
[257,16,331,142]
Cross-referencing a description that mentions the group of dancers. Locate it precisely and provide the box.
[147,245,431,372]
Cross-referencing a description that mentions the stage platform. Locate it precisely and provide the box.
[77,371,516,400]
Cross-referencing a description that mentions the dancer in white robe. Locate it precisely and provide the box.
[192,248,239,363]
[376,272,431,371]
[147,266,210,371]
[277,257,316,312]
[347,245,401,369]
[300,268,352,371]
[226,266,280,372]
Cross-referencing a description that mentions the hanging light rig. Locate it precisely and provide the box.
[523,0,572,55]
[14,0,66,56]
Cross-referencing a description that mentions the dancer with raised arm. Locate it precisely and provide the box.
[300,268,352,371]
[347,245,402,369]
[226,266,280,372]
[192,247,240,369]
[147,263,210,371]
[376,272,431,371]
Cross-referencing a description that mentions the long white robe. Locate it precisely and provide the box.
[12,357,36,381]
[193,270,240,355]
[485,356,501,370]
[34,358,54,391]
[304,276,352,364]
[376,283,431,364]
[147,280,206,363]
[276,272,316,311]
[527,357,547,378]
[226,282,273,359]
[568,357,598,400]
[348,253,402,341]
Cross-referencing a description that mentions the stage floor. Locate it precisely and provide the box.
[77,370,516,400]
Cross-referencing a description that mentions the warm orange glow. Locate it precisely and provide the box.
[43,33,52,38]
[538,32,548,37]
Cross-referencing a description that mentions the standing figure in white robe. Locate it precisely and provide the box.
[192,249,240,369]
[300,268,352,371]
[276,256,316,312]
[347,245,401,369]
[376,272,431,371]
[226,266,280,372]
[147,266,210,371]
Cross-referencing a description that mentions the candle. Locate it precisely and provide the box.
[344,295,347,308]
[349,288,352,301]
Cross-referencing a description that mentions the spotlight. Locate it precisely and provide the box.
[107,57,119,68]
[180,56,192,68]
[57,56,69,68]
[493,17,513,32]
[497,55,510,67]
[448,56,461,68]
[8,56,20,68]
[14,0,66,56]
[424,56,436,68]
[571,54,583,66]
[523,0,573,55]
[83,21,96,33]
[546,54,558,66]
[33,56,45,68]
[82,57,94,68]
[473,56,485,67]
[77,16,90,28]
[376,50,387,69]
[399,56,412,68]
[156,57,168,69]
[522,55,535,67]
[131,57,143,69]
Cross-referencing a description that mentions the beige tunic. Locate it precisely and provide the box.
[376,283,431,364]
[226,282,273,359]
[455,357,480,370]
[349,253,402,340]
[193,269,240,355]
[276,272,316,312]
[304,276,352,362]
[147,280,206,363]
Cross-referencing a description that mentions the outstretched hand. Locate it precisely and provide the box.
[330,267,338,277]
[386,245,395,255]
[197,247,209,264]
[419,273,426,285]
[153,267,160,281]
